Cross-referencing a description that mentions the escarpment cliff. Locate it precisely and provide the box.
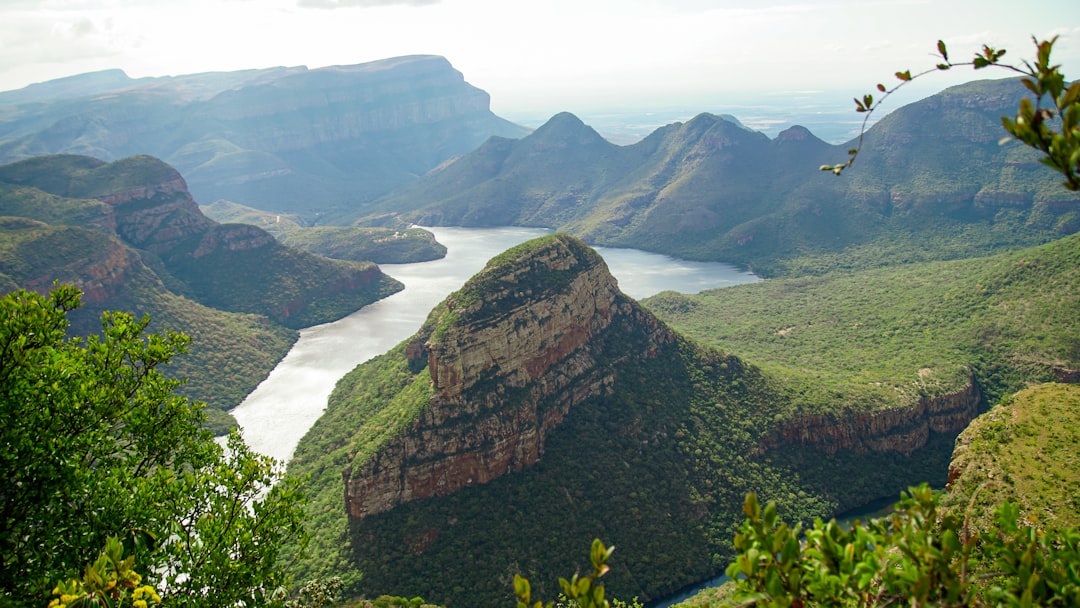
[0,56,529,215]
[293,232,1037,608]
[343,234,676,520]
[764,375,982,456]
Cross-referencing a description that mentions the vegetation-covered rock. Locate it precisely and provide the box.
[943,382,1080,534]
[202,200,448,264]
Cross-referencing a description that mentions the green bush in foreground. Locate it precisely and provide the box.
[0,285,307,607]
[725,485,1080,607]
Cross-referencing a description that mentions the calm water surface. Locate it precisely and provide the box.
[229,226,759,464]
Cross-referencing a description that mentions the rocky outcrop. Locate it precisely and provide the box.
[205,56,501,151]
[343,235,676,520]
[764,376,982,456]
[97,174,212,254]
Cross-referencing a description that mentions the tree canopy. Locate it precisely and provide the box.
[0,285,307,607]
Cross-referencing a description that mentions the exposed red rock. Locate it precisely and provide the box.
[763,377,982,456]
[344,235,675,520]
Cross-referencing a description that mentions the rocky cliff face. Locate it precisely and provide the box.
[0,220,149,307]
[96,171,213,254]
[343,235,676,520]
[205,56,498,151]
[763,376,982,456]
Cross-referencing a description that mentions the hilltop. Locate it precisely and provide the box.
[201,200,447,264]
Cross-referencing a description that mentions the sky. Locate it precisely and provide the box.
[1,0,1078,123]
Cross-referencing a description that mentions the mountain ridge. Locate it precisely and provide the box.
[360,78,1076,277]
[0,56,529,216]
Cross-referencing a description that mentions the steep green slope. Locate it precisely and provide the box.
[0,219,295,429]
[0,154,404,329]
[943,382,1080,534]
[0,182,113,229]
[645,233,1080,508]
[160,225,402,329]
[286,235,981,608]
[361,79,1074,277]
[0,153,414,423]
[646,232,1080,410]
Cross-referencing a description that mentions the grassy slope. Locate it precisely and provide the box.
[943,382,1080,533]
[645,233,1080,415]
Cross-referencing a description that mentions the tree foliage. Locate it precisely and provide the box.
[726,485,1080,607]
[514,540,643,608]
[0,285,307,607]
[823,36,1080,192]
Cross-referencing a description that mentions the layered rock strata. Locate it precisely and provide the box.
[344,235,676,520]
[764,378,982,456]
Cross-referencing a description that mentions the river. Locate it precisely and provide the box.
[228,226,759,466]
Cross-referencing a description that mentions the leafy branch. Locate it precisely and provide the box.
[822,36,1080,192]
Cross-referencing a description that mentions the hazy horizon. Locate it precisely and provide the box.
[2,0,1077,124]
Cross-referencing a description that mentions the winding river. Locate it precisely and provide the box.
[229,226,760,465]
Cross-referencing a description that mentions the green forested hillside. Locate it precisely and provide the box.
[288,311,810,608]
[645,233,1080,513]
[0,219,296,429]
[943,382,1080,533]
[284,229,1080,607]
[0,154,405,329]
[0,153,407,423]
[645,232,1080,413]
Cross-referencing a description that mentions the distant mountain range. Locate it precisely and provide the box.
[4,63,1072,278]
[359,78,1077,276]
[0,56,529,217]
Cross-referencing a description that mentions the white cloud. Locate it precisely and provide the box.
[297,0,439,8]
[0,0,1076,116]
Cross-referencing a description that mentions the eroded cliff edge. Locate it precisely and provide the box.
[343,234,676,519]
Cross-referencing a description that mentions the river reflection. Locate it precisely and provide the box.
[229,226,759,464]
